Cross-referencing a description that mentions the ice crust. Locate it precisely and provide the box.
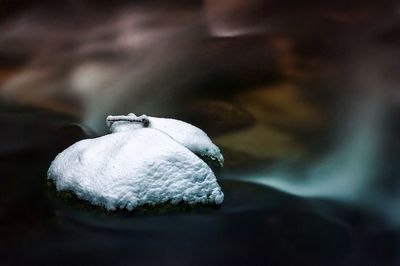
[48,116,224,211]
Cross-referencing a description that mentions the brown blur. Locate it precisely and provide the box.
[2,0,396,159]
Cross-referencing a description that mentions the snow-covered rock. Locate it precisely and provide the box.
[48,115,224,211]
[107,113,224,167]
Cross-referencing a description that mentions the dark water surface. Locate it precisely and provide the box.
[1,0,400,265]
[0,110,397,266]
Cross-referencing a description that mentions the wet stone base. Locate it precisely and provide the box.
[46,181,221,216]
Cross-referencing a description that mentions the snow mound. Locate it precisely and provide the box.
[108,113,224,166]
[48,126,224,211]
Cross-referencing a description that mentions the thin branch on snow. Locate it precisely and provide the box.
[106,115,150,127]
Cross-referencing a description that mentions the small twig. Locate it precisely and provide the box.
[106,115,150,127]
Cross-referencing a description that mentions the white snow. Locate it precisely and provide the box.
[108,113,224,166]
[48,116,224,211]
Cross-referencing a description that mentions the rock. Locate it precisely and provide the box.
[48,116,225,210]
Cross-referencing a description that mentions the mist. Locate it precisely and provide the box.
[1,1,400,224]
[2,0,400,265]
[231,47,400,226]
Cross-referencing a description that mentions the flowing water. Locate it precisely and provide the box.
[1,0,400,265]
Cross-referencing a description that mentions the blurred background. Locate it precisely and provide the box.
[1,0,400,265]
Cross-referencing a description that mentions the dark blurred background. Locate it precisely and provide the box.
[1,0,400,265]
